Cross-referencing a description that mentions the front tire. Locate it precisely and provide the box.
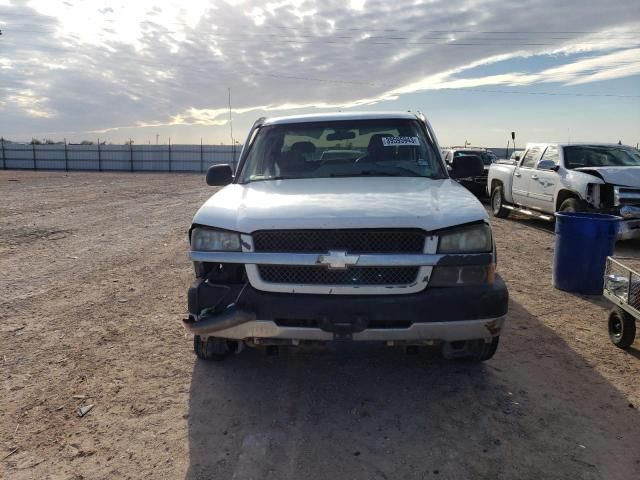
[558,197,586,213]
[442,337,500,362]
[608,308,636,349]
[469,337,500,362]
[194,335,231,361]
[491,186,510,218]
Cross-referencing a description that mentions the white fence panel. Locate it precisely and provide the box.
[0,142,242,172]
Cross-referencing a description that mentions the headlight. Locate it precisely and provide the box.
[438,223,492,253]
[191,227,241,251]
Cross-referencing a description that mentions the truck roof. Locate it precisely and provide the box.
[525,142,628,149]
[262,111,418,126]
[444,147,487,151]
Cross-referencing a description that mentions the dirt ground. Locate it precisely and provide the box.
[1,171,639,480]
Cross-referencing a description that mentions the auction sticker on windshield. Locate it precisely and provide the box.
[381,136,420,146]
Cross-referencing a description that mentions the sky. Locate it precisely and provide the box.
[0,0,639,147]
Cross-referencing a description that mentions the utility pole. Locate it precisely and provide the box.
[156,134,159,145]
[1,137,5,170]
[97,137,102,171]
[64,138,68,171]
[228,87,234,146]
[228,87,236,171]
[200,137,204,173]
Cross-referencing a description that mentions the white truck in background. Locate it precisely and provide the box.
[487,142,640,240]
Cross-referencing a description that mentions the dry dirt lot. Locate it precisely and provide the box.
[1,171,639,480]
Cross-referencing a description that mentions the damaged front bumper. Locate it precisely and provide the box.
[618,216,640,241]
[183,315,506,343]
[183,276,509,343]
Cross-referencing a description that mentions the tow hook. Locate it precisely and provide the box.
[485,319,501,335]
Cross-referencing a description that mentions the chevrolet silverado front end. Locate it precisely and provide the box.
[183,112,509,361]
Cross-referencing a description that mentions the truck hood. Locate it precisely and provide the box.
[574,167,640,187]
[192,177,488,233]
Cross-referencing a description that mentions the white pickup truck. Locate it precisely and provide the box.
[183,112,509,362]
[488,142,640,240]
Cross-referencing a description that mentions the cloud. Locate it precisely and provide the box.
[0,0,639,140]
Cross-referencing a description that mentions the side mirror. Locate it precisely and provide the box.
[537,159,559,171]
[450,155,484,179]
[206,164,233,186]
[514,155,521,162]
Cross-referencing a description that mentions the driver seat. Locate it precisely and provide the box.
[358,134,389,163]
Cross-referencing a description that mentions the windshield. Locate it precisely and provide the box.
[564,145,640,168]
[237,119,446,183]
[454,150,493,166]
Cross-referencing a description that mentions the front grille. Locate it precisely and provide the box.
[258,265,419,285]
[616,186,640,206]
[474,175,488,183]
[252,229,425,253]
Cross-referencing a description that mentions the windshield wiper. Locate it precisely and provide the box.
[330,170,418,178]
[246,176,291,183]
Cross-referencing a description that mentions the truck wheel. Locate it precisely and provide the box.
[469,337,500,362]
[193,335,231,361]
[490,186,510,218]
[558,197,585,213]
[608,308,636,349]
[441,337,499,362]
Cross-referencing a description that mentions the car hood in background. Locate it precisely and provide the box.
[574,167,640,187]
[193,177,488,233]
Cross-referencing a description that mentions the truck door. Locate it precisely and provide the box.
[528,145,560,212]
[512,147,542,205]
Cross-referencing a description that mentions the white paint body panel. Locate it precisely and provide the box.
[263,111,417,125]
[192,177,488,233]
[573,167,640,188]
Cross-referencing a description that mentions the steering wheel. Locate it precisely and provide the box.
[354,154,374,164]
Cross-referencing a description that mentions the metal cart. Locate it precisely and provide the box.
[603,257,639,349]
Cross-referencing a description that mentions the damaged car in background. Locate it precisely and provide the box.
[488,142,640,240]
[183,112,509,362]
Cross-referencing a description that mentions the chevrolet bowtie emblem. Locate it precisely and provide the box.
[317,250,360,270]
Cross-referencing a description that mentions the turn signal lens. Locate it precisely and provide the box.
[429,264,495,287]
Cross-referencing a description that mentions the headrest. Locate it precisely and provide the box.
[290,141,316,154]
[368,134,388,153]
[276,150,306,171]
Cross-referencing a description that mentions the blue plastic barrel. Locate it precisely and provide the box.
[553,212,621,294]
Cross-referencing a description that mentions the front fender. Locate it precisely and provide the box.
[560,170,604,201]
[488,165,515,203]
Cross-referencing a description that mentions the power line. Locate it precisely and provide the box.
[2,30,638,47]
[4,23,639,41]
[3,47,639,99]
[2,35,639,99]
[2,11,640,36]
